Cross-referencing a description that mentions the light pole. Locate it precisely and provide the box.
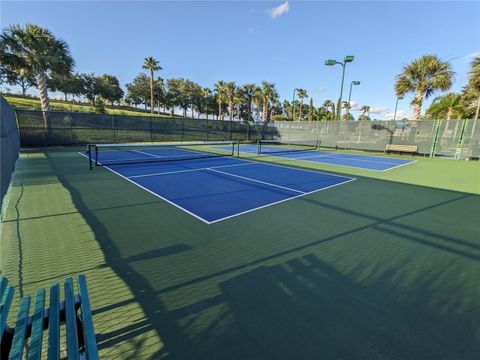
[346,80,360,119]
[393,96,403,121]
[325,55,354,120]
[292,88,300,120]
[347,81,360,105]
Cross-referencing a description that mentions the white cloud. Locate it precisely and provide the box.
[464,51,480,59]
[369,106,388,114]
[349,101,360,111]
[269,1,289,19]
[309,85,326,93]
[384,110,407,120]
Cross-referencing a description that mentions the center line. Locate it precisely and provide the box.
[207,168,305,194]
[132,149,164,158]
[128,162,254,178]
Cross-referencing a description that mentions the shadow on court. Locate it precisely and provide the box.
[16,148,478,359]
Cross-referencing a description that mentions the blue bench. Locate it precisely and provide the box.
[0,274,98,360]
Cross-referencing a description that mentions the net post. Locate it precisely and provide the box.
[257,139,261,154]
[236,140,240,157]
[316,139,320,150]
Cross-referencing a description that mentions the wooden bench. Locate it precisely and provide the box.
[384,144,418,156]
[0,274,98,360]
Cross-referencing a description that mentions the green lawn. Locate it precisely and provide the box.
[2,94,175,117]
[0,148,479,359]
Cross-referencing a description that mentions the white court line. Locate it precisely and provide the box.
[381,159,418,172]
[98,162,212,224]
[293,152,413,166]
[207,168,306,194]
[79,151,356,224]
[128,161,254,178]
[208,178,356,224]
[132,149,164,158]
[265,153,414,172]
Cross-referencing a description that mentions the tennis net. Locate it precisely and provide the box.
[88,141,238,168]
[257,139,320,155]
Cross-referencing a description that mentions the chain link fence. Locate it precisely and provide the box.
[15,110,276,146]
[268,119,480,159]
[1,97,20,218]
[14,110,480,159]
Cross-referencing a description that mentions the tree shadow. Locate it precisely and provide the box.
[210,254,479,359]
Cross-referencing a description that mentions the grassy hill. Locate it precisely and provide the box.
[2,93,176,118]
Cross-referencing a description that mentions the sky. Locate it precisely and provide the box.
[1,0,479,119]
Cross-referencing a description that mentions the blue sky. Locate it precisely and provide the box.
[1,1,479,119]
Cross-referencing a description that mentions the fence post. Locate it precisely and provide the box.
[149,116,153,143]
[69,112,74,144]
[112,115,116,143]
[429,119,442,158]
[454,119,468,160]
[206,117,209,142]
[181,116,184,142]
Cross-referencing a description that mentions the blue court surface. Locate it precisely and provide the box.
[236,144,416,171]
[86,151,355,223]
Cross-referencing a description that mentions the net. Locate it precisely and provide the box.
[88,141,237,168]
[257,139,319,155]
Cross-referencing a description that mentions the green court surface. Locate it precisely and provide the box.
[0,147,479,359]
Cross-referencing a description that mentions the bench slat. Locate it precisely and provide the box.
[78,275,99,359]
[0,283,14,344]
[47,283,60,360]
[9,295,31,360]
[64,278,80,360]
[2,275,98,360]
[27,289,46,360]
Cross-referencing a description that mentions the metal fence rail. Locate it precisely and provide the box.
[1,97,20,218]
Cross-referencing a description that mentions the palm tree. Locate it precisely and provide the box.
[234,87,243,121]
[224,81,236,121]
[142,57,162,113]
[395,55,454,121]
[256,81,279,123]
[241,83,258,122]
[342,101,352,120]
[427,93,463,120]
[0,24,74,128]
[296,89,308,120]
[468,56,480,119]
[214,80,226,120]
[282,100,292,119]
[323,100,335,120]
[360,105,370,117]
[202,87,212,119]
